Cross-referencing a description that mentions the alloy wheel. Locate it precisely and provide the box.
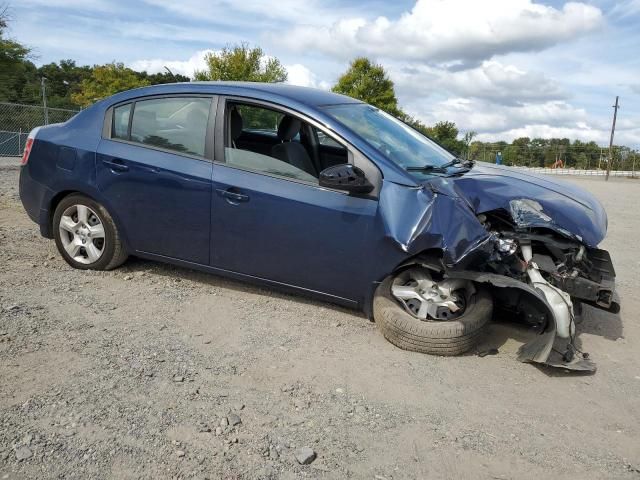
[391,268,473,321]
[58,204,106,264]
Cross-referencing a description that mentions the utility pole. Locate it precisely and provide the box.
[606,96,620,181]
[41,77,49,125]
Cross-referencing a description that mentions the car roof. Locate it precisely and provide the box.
[107,82,363,108]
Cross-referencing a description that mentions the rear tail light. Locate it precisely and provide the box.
[21,127,41,166]
[21,138,34,165]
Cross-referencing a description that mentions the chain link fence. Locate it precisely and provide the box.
[467,143,638,173]
[0,102,79,156]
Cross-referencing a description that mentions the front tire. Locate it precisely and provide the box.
[53,194,128,271]
[373,271,493,356]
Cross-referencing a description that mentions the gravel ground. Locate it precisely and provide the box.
[1,157,639,479]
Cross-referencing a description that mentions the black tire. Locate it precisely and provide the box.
[53,194,128,271]
[373,275,493,356]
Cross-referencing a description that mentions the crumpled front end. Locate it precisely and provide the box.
[377,166,617,372]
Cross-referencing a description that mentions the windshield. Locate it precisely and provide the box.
[322,104,456,174]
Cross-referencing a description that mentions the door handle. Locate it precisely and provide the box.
[216,188,249,203]
[102,158,129,172]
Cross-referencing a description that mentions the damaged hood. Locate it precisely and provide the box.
[430,162,608,247]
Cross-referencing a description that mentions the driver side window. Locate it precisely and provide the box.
[224,102,332,184]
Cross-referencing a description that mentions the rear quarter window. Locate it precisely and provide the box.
[112,104,131,140]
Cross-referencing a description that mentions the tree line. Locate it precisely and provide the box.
[1,9,636,168]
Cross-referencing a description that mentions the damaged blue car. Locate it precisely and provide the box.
[19,82,618,371]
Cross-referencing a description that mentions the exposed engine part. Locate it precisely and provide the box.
[509,199,552,227]
[521,243,575,339]
[407,205,615,372]
[530,248,616,310]
[391,268,473,321]
[497,237,518,256]
[492,288,548,331]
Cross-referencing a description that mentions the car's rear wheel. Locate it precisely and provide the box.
[373,268,492,356]
[53,194,127,270]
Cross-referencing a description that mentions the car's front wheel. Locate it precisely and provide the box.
[373,268,492,356]
[53,194,128,270]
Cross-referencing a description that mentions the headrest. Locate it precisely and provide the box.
[277,115,301,141]
[230,108,243,141]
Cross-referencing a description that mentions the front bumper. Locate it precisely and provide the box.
[553,248,618,313]
[518,247,617,372]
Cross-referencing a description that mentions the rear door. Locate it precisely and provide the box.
[96,95,215,264]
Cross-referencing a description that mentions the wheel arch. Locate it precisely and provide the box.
[44,189,131,252]
[364,247,554,331]
[363,248,446,320]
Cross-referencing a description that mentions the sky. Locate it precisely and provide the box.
[7,0,640,147]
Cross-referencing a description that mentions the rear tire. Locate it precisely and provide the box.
[53,194,128,271]
[373,274,493,356]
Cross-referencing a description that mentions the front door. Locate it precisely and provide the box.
[210,99,379,302]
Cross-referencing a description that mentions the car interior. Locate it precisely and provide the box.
[224,102,348,182]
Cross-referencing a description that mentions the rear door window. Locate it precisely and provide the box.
[128,97,212,157]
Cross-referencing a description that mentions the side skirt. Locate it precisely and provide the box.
[134,250,360,310]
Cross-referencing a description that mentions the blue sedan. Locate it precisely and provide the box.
[19,82,617,371]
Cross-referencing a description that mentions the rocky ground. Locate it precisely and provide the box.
[1,158,639,479]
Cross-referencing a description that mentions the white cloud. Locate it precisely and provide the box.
[610,0,640,18]
[411,97,588,133]
[276,0,603,63]
[404,96,640,146]
[141,0,356,30]
[129,50,214,77]
[393,60,565,105]
[285,64,330,89]
[129,53,330,89]
[17,0,113,11]
[475,124,640,147]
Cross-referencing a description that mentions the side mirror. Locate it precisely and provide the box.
[319,164,374,194]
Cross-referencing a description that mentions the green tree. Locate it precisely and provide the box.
[0,5,32,102]
[194,43,287,83]
[28,60,92,108]
[399,113,432,136]
[332,57,401,116]
[137,70,190,85]
[462,130,477,159]
[71,62,150,107]
[424,121,465,155]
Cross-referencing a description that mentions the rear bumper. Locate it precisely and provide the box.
[19,166,51,236]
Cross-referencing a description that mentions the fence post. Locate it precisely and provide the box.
[18,128,21,155]
[41,78,49,125]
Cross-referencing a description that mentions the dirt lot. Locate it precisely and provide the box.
[1,157,639,479]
